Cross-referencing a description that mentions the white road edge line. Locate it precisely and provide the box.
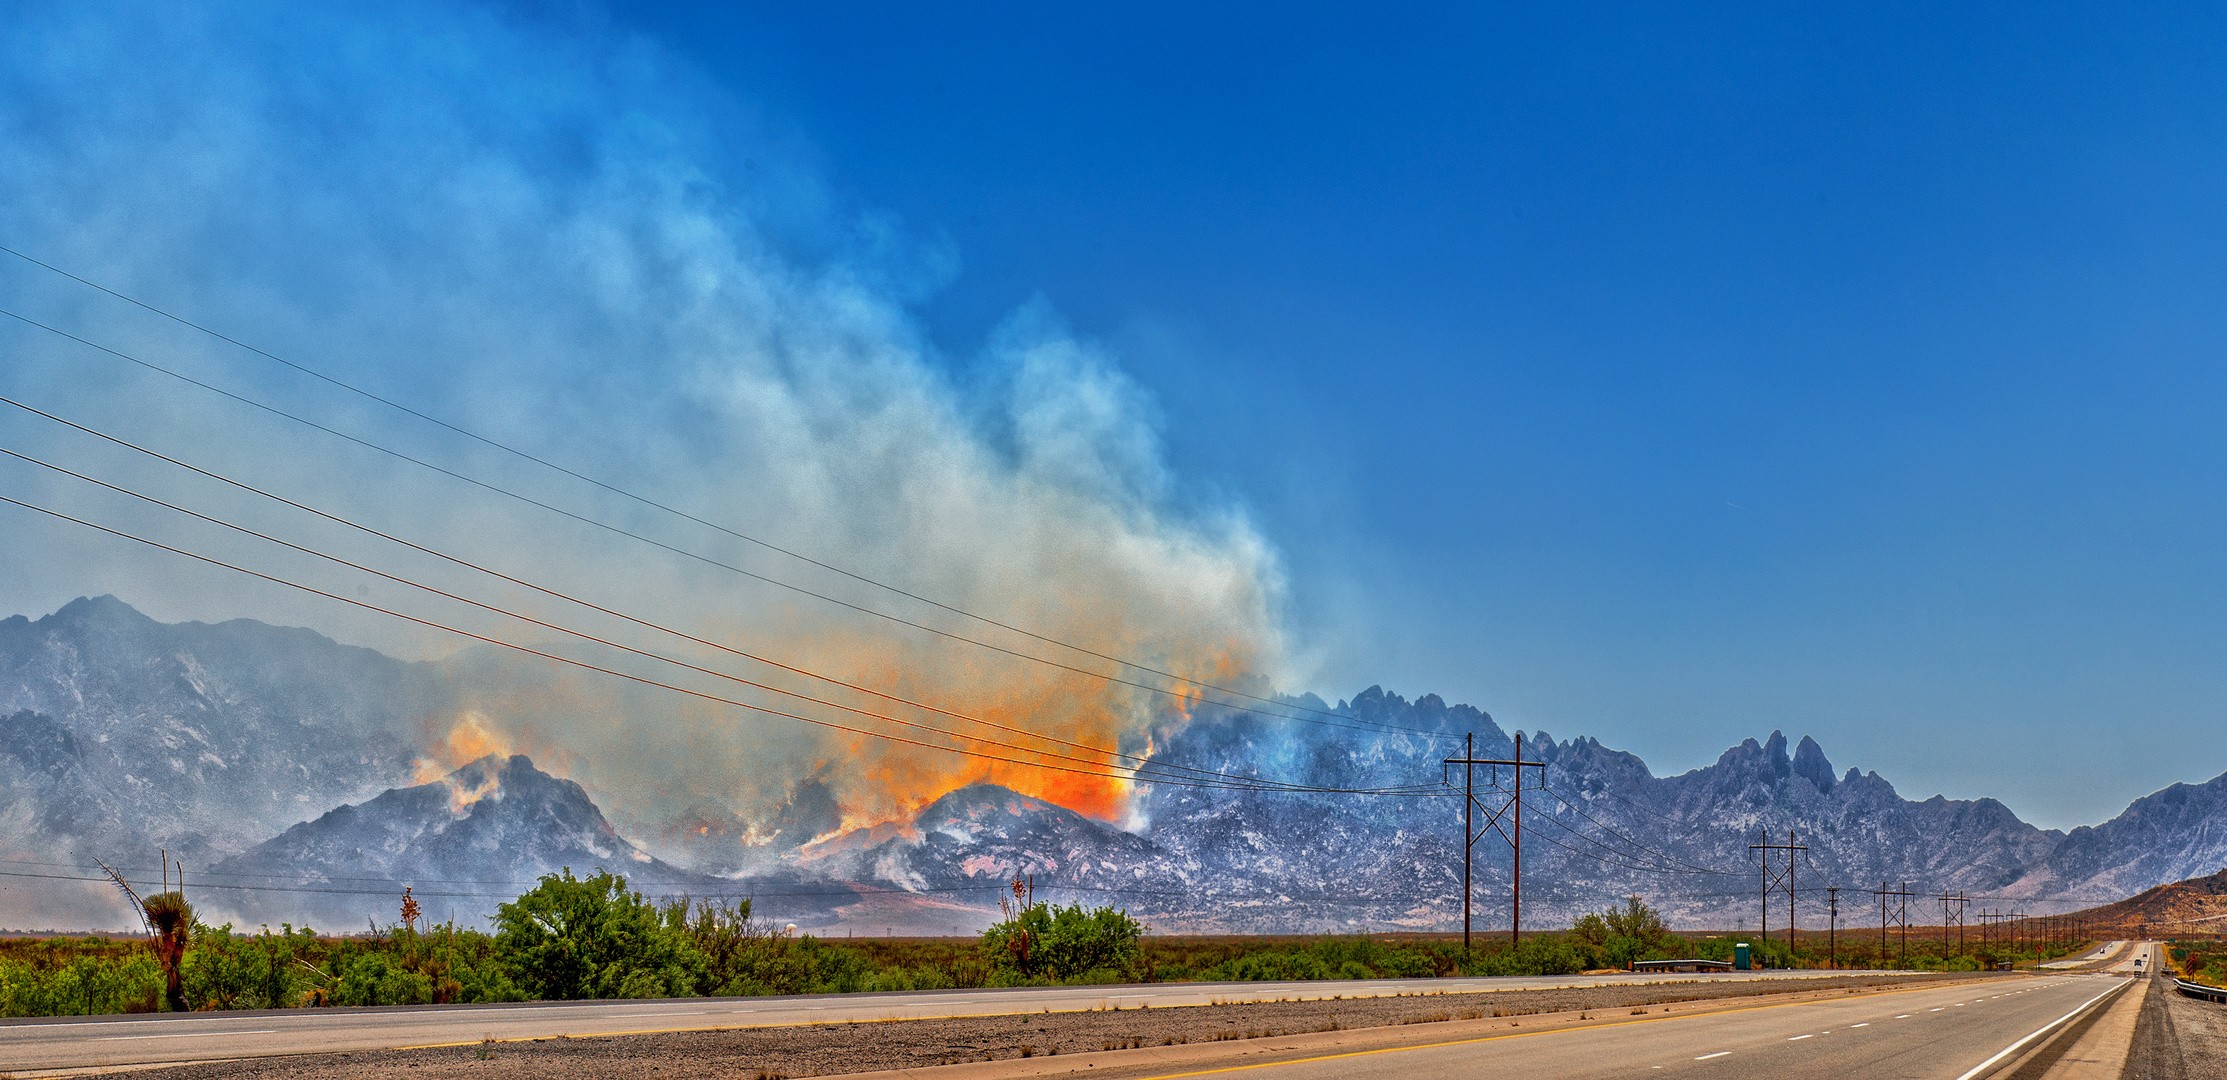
[99,1030,278,1041]
[1949,981,2133,1080]
[1694,1051,1731,1059]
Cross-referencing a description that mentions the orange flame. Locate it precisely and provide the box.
[781,624,1261,829]
[418,591,1270,853]
[412,710,512,785]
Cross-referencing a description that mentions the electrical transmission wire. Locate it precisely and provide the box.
[0,417,1445,796]
[0,443,1335,793]
[0,320,1432,744]
[0,863,1455,907]
[1522,813,1740,878]
[0,489,1276,792]
[0,252,1450,740]
[1534,779,1739,877]
[0,484,1451,798]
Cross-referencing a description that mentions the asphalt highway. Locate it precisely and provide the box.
[0,969,1891,1073]
[2040,940,2129,969]
[1120,974,2131,1080]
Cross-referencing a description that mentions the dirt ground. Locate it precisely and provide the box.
[103,972,1980,1080]
[2125,971,2227,1079]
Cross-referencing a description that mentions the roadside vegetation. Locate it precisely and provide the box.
[0,872,2092,1017]
[2167,941,2227,986]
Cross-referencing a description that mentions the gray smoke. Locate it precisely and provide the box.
[0,2,1288,843]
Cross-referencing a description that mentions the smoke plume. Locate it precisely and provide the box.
[0,2,1287,851]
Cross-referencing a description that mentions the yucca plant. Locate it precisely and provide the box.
[96,852,193,1012]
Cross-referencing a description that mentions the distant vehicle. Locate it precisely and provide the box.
[2134,958,2145,968]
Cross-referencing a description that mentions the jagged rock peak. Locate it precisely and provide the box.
[1793,735,1836,793]
[1347,685,1501,738]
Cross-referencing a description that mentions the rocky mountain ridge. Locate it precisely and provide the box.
[3,597,2221,932]
[208,754,712,929]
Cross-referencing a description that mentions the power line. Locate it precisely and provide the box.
[0,438,1434,796]
[0,330,1424,746]
[1,862,1848,910]
[0,865,1439,907]
[0,401,1445,790]
[0,489,1406,795]
[1532,780,1740,877]
[1522,812,1742,878]
[0,257,1447,740]
[0,486,1455,798]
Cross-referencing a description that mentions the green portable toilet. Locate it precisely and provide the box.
[1734,943,1751,971]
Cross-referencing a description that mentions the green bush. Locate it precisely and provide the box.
[983,903,1145,983]
[0,952,161,1016]
[1471,937,1588,976]
[493,869,706,1000]
[333,950,434,1006]
[1204,951,1332,981]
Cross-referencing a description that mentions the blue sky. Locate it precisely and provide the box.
[608,1,2227,827]
[2,1,2220,832]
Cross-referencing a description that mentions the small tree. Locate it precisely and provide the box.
[1604,895,1669,945]
[1571,896,1672,970]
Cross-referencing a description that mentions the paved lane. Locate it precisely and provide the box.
[1122,976,2128,1080]
[2040,941,2126,969]
[0,970,1889,1073]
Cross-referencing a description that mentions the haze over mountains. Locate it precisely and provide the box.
[4,596,2222,933]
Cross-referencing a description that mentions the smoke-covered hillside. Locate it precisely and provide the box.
[0,596,433,925]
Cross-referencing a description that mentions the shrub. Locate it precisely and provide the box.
[333,951,434,1007]
[983,903,1145,983]
[0,952,161,1017]
[1472,938,1588,977]
[493,869,706,1000]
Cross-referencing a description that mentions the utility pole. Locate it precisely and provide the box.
[1787,830,1802,947]
[1824,886,1841,969]
[1876,881,1889,964]
[1873,881,1916,968]
[1444,731,1544,954]
[1750,830,1806,953]
[1935,892,1969,955]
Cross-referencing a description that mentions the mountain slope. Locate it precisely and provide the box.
[1126,689,2081,927]
[2071,866,2227,933]
[0,595,436,867]
[2004,772,2227,901]
[209,755,711,929]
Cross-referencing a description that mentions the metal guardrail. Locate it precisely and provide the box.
[2176,978,2227,1003]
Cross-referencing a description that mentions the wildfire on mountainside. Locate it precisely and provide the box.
[408,625,1261,851]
